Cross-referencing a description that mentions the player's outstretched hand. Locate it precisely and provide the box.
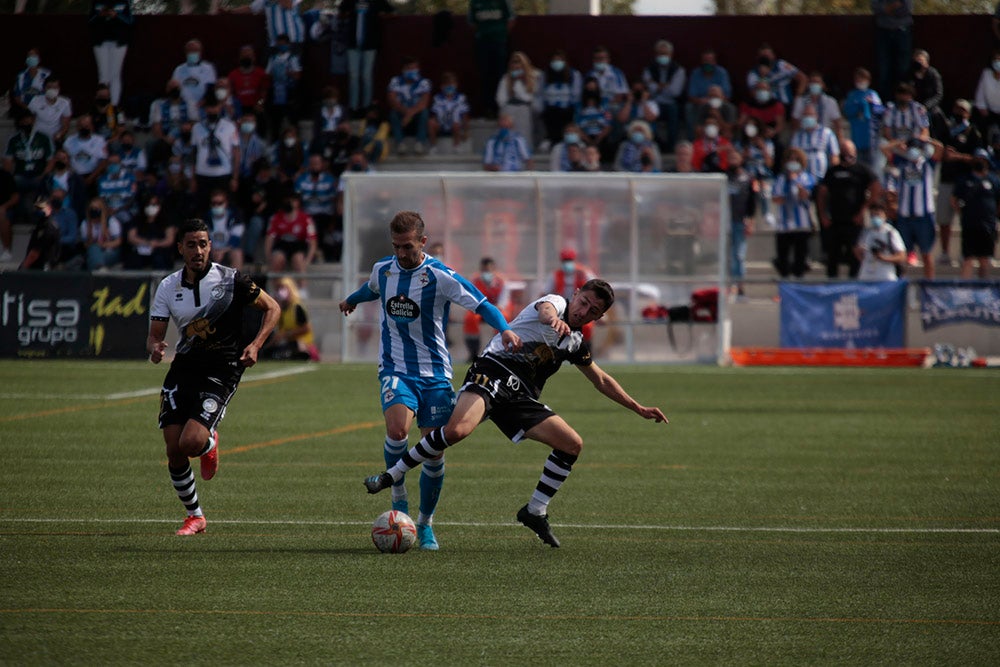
[500,329,522,351]
[149,340,168,364]
[638,405,668,424]
[339,300,355,315]
[549,318,571,337]
[240,343,260,368]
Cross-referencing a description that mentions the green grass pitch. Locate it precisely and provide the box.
[1,360,999,664]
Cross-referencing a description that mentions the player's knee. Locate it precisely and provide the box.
[562,434,583,457]
[443,421,473,444]
[178,433,206,457]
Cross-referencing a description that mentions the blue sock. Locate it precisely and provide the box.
[418,456,445,523]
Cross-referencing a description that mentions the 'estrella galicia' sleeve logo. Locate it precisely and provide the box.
[386,294,420,322]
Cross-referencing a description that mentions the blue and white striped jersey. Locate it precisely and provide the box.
[366,254,487,380]
[881,100,929,141]
[541,69,583,109]
[789,126,839,180]
[773,171,816,232]
[576,104,610,138]
[387,75,432,108]
[294,171,337,216]
[98,171,135,213]
[892,154,937,217]
[430,92,470,131]
[251,0,306,45]
[585,65,628,106]
[747,59,799,106]
[483,131,531,171]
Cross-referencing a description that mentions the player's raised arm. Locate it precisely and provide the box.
[340,282,379,315]
[578,361,668,424]
[536,300,570,337]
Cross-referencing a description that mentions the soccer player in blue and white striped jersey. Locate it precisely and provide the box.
[772,147,816,278]
[340,211,520,550]
[882,136,944,278]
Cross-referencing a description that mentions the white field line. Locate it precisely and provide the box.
[0,365,318,401]
[1,517,998,534]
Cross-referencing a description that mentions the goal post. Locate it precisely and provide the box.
[341,172,730,364]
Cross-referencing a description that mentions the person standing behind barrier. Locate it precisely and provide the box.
[747,43,805,112]
[882,136,943,278]
[816,140,881,279]
[540,50,582,152]
[89,1,133,108]
[192,97,240,213]
[789,104,840,183]
[9,47,50,120]
[468,0,515,119]
[771,147,815,279]
[19,196,60,271]
[951,149,1000,279]
[171,39,217,110]
[726,147,756,300]
[643,39,686,151]
[939,99,984,267]
[229,0,306,51]
[496,51,541,148]
[843,68,884,170]
[387,56,431,156]
[463,257,511,362]
[80,197,122,271]
[854,201,906,281]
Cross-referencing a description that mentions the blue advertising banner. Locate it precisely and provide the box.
[779,281,908,349]
[919,281,1000,330]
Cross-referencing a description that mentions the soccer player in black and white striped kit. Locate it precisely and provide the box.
[364,279,667,547]
[147,219,280,536]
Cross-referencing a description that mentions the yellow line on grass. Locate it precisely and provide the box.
[224,421,383,455]
[0,608,997,627]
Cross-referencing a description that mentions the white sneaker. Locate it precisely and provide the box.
[396,143,409,157]
[413,142,426,156]
[0,249,12,262]
[764,213,776,228]
[538,140,551,153]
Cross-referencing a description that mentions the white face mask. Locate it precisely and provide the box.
[744,124,759,138]
[284,137,296,148]
[215,88,228,101]
[704,124,719,139]
[145,205,160,218]
[45,88,59,100]
[871,216,885,227]
[786,160,802,173]
[708,97,723,109]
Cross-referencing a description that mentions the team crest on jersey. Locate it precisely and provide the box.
[210,285,225,300]
[386,294,420,322]
[185,317,216,339]
[418,270,430,286]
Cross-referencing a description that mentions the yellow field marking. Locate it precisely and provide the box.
[224,421,383,455]
[0,608,996,627]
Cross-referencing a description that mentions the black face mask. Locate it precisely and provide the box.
[78,129,92,139]
[88,208,101,218]
[350,163,364,172]
[758,56,773,67]
[206,113,220,123]
[974,159,990,173]
[282,203,294,213]
[54,160,67,170]
[168,89,181,100]
[51,198,63,209]
[20,125,34,134]
[180,132,192,142]
[239,58,253,68]
[96,98,110,108]
[121,142,134,151]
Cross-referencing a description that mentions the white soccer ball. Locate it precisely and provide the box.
[371,510,417,553]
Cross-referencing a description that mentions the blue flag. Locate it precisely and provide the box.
[779,281,908,348]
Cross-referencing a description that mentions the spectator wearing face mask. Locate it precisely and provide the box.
[64,114,109,192]
[613,120,661,173]
[429,72,472,154]
[203,189,245,271]
[148,79,195,173]
[952,148,1000,279]
[550,123,585,172]
[45,188,83,269]
[882,82,930,142]
[816,139,881,279]
[791,72,842,136]
[854,201,906,281]
[79,197,123,271]
[496,51,542,149]
[264,192,318,292]
[973,48,1000,140]
[617,81,660,130]
[771,147,815,279]
[171,39,217,109]
[4,112,54,221]
[27,78,72,144]
[738,80,785,144]
[10,47,51,119]
[746,43,805,110]
[939,99,985,266]
[789,104,840,182]
[40,149,87,223]
[575,76,613,163]
[295,154,338,262]
[91,84,121,143]
[116,130,148,182]
[693,84,737,139]
[483,112,532,172]
[881,136,944,278]
[586,45,629,113]
[229,0,306,49]
[539,51,582,152]
[313,86,345,140]
[89,1,134,108]
[642,39,686,151]
[905,49,944,138]
[228,46,269,135]
[236,112,270,185]
[19,196,61,271]
[692,117,732,173]
[124,193,175,270]
[192,98,240,212]
[540,247,596,341]
[734,118,776,227]
[358,104,390,164]
[843,67,885,170]
[265,34,303,140]
[387,55,431,156]
[685,49,731,143]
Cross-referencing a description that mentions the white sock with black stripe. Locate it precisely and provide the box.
[389,428,449,482]
[169,464,202,517]
[527,450,578,516]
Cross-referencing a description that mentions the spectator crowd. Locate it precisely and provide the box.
[3,1,999,282]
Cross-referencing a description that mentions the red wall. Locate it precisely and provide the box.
[0,13,990,118]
